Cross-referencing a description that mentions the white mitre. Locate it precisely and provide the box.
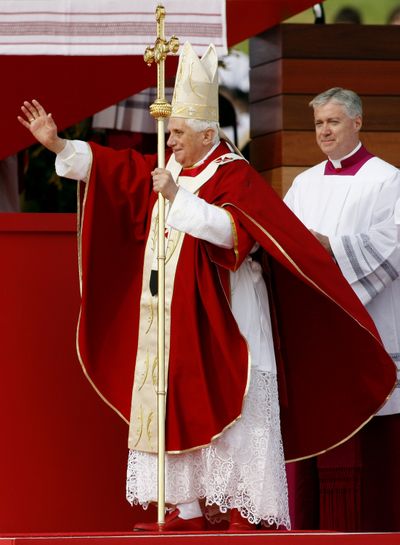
[171,41,219,122]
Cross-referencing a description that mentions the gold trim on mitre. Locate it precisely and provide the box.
[171,41,219,122]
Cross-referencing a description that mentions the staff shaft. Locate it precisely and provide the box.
[156,117,166,526]
[144,5,179,528]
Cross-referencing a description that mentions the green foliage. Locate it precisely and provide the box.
[288,0,400,24]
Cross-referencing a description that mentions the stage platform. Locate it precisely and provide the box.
[1,532,400,545]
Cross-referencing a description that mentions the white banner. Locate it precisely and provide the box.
[0,0,227,56]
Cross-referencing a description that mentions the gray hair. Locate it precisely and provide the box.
[309,87,363,118]
[184,118,220,145]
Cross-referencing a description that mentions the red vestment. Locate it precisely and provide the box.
[77,141,396,460]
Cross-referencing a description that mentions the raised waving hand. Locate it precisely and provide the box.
[18,99,66,154]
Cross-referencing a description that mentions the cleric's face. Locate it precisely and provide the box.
[167,117,208,168]
[313,101,362,160]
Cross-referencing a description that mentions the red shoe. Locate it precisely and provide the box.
[229,508,257,532]
[134,508,206,532]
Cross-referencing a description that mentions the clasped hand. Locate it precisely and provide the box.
[310,229,333,256]
[151,168,178,202]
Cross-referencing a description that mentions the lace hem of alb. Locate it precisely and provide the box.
[126,369,290,529]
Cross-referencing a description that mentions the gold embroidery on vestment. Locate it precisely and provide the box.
[145,295,154,334]
[133,405,144,448]
[146,412,154,446]
[152,357,158,390]
[137,350,150,391]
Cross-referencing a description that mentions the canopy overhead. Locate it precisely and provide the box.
[1,0,317,159]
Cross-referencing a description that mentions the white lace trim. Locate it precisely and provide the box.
[126,369,290,529]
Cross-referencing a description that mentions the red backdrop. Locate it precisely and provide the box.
[0,213,157,532]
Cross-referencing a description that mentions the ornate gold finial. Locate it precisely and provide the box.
[144,5,179,119]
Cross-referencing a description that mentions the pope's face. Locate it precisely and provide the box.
[167,118,209,168]
[313,101,362,160]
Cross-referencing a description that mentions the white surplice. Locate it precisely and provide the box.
[284,146,400,415]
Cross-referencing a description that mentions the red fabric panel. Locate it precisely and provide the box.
[0,213,145,531]
[360,415,400,532]
[105,130,158,154]
[226,0,318,45]
[78,143,157,421]
[167,240,249,451]
[287,459,320,530]
[318,440,362,532]
[287,417,400,533]
[2,55,178,161]
[316,415,400,532]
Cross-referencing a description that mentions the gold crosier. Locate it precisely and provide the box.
[143,5,179,528]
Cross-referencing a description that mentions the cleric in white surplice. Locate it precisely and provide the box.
[284,86,400,531]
